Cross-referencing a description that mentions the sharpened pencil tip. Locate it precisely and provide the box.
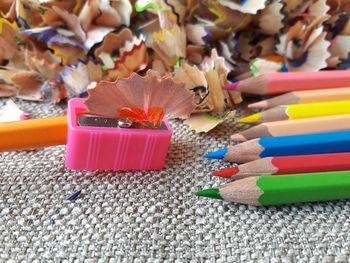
[230,133,247,141]
[194,188,222,199]
[248,101,268,109]
[237,113,262,124]
[212,166,239,178]
[203,148,228,159]
[223,81,239,90]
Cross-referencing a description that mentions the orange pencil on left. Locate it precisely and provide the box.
[0,116,67,152]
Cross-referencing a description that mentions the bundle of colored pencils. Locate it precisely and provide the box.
[195,71,350,206]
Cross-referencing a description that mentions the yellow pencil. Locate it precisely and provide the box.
[238,100,350,124]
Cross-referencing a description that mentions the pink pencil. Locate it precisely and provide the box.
[224,70,350,95]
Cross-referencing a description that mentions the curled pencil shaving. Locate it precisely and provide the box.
[84,25,114,50]
[151,25,186,66]
[110,0,133,26]
[257,0,284,35]
[0,18,19,61]
[134,0,186,29]
[78,0,127,31]
[277,18,331,71]
[251,37,278,58]
[210,48,242,106]
[11,71,45,101]
[25,46,63,79]
[94,28,133,58]
[52,5,86,41]
[217,0,267,14]
[328,35,350,67]
[85,70,196,126]
[0,84,18,98]
[105,35,148,81]
[207,1,252,31]
[0,99,30,123]
[184,110,236,133]
[174,62,211,112]
[0,67,44,101]
[308,0,330,18]
[186,23,212,46]
[22,26,85,50]
[61,60,102,96]
[201,49,238,113]
[48,44,86,65]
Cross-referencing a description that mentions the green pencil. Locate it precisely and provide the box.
[195,171,350,206]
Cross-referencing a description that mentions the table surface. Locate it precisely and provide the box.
[1,99,350,262]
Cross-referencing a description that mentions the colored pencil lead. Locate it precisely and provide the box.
[223,82,239,90]
[237,113,262,124]
[194,188,222,199]
[203,148,227,159]
[67,190,82,201]
[212,166,239,178]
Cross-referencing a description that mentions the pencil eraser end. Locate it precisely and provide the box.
[65,98,172,171]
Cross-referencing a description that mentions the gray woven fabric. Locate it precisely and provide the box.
[1,98,350,263]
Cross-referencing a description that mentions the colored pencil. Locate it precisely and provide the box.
[212,153,350,179]
[248,87,350,109]
[223,70,350,95]
[231,114,350,141]
[195,171,350,206]
[204,130,350,163]
[237,100,350,124]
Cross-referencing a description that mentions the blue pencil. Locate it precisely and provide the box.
[204,130,350,163]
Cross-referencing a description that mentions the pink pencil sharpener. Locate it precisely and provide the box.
[65,98,172,171]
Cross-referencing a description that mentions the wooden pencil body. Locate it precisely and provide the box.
[228,153,350,178]
[249,87,350,109]
[0,116,67,151]
[233,114,350,141]
[225,130,350,163]
[219,171,350,205]
[237,71,350,95]
[252,100,350,123]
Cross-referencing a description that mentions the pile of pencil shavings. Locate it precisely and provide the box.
[1,0,350,130]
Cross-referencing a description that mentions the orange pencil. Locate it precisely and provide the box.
[0,116,67,151]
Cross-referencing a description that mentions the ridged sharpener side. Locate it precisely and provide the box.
[65,98,172,171]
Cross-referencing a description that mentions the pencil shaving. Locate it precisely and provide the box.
[173,62,210,112]
[61,60,102,96]
[0,99,30,123]
[257,0,284,35]
[151,25,186,66]
[105,35,148,81]
[85,70,196,123]
[0,19,18,61]
[94,28,133,58]
[184,110,236,133]
[218,0,267,15]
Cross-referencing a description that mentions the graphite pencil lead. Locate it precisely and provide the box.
[194,188,222,199]
[203,148,228,159]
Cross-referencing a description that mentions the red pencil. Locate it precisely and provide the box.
[212,152,350,179]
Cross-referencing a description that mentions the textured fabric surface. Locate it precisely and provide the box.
[1,99,350,262]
